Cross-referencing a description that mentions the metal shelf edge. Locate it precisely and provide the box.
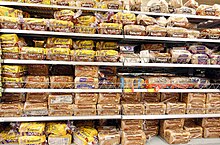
[3,88,123,93]
[131,89,220,93]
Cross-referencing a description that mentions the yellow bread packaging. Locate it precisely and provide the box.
[18,136,46,145]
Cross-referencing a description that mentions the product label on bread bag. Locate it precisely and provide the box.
[149,4,161,13]
[107,3,119,9]
[205,7,215,16]
[50,96,72,104]
[177,54,189,63]
[198,56,208,64]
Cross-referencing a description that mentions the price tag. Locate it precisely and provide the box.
[124,89,134,93]
[147,89,155,92]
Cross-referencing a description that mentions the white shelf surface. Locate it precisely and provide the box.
[124,62,220,68]
[0,115,121,122]
[124,35,220,43]
[122,114,220,120]
[0,1,121,12]
[148,136,220,145]
[3,88,122,93]
[131,89,220,93]
[3,59,123,66]
[0,29,123,39]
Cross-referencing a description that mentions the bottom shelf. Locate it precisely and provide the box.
[148,136,220,145]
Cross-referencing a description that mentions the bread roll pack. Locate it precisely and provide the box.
[50,76,73,89]
[160,119,185,130]
[121,120,143,131]
[121,130,146,145]
[198,118,220,127]
[25,76,49,89]
[142,93,160,103]
[161,93,179,103]
[206,93,220,104]
[183,93,206,104]
[98,93,120,104]
[98,130,120,145]
[48,94,73,105]
[186,103,206,114]
[166,102,186,114]
[184,124,203,139]
[164,129,190,144]
[75,93,98,105]
[48,104,73,116]
[122,104,145,115]
[145,103,166,115]
[75,66,98,77]
[121,92,142,103]
[24,102,48,116]
[0,103,23,117]
[26,93,48,103]
[97,104,121,115]
[73,104,96,116]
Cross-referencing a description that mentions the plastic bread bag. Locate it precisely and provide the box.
[140,50,150,63]
[146,25,167,37]
[167,27,188,38]
[200,28,220,39]
[1,93,25,103]
[20,47,45,60]
[22,18,47,31]
[166,102,186,114]
[187,29,200,38]
[98,93,120,104]
[49,19,74,32]
[75,93,98,105]
[198,118,220,128]
[73,104,97,116]
[182,93,206,104]
[75,24,96,34]
[99,0,124,10]
[48,94,73,105]
[163,129,190,144]
[48,104,73,116]
[75,66,98,77]
[19,122,46,136]
[124,25,146,36]
[145,102,166,115]
[0,16,21,29]
[50,76,73,89]
[54,10,74,22]
[98,23,122,35]
[161,93,180,103]
[96,41,118,50]
[2,65,27,77]
[191,54,210,65]
[206,103,220,114]
[204,127,220,138]
[121,92,142,103]
[122,104,145,115]
[25,76,49,89]
[121,130,146,145]
[25,0,50,4]
[184,0,198,9]
[18,136,46,145]
[125,0,141,11]
[75,50,96,62]
[142,92,161,103]
[120,53,141,63]
[46,48,71,61]
[26,93,48,103]
[196,5,219,16]
[96,50,119,62]
[74,77,98,89]
[0,34,19,48]
[97,104,121,115]
[149,51,171,63]
[74,40,94,50]
[156,17,168,27]
[0,103,23,117]
[167,16,188,27]
[2,47,20,59]
[98,130,120,145]
[206,93,220,104]
[99,75,117,89]
[112,12,136,25]
[141,44,164,51]
[210,54,220,65]
[76,0,97,8]
[46,37,73,49]
[121,120,143,131]
[184,124,203,139]
[188,45,212,55]
[28,65,49,76]
[48,134,72,145]
[175,6,196,15]
[136,14,157,26]
[168,0,183,13]
[143,0,169,13]
[145,76,171,89]
[160,119,185,130]
[3,77,24,88]
[170,49,192,64]
[120,77,145,89]
[50,0,75,6]
[186,103,206,114]
[0,6,23,18]
[23,102,48,116]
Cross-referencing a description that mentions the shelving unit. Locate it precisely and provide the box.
[1,1,220,145]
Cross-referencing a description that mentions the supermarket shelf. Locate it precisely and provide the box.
[124,62,220,68]
[0,115,121,122]
[124,35,220,43]
[122,114,220,120]
[0,1,121,12]
[3,59,123,66]
[0,29,123,40]
[3,88,122,93]
[124,10,220,21]
[131,89,220,93]
[147,136,220,145]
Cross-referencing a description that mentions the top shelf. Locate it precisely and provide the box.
[1,1,220,21]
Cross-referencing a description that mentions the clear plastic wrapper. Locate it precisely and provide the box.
[204,127,220,138]
[145,76,170,89]
[112,12,136,25]
[121,130,146,145]
[124,25,146,36]
[186,103,206,114]
[200,28,220,39]
[160,119,185,130]
[120,53,141,63]
[146,25,167,37]
[75,24,96,34]
[75,77,98,89]
[184,124,203,139]
[184,0,198,9]
[167,27,188,38]
[182,93,206,104]
[25,76,49,89]
[99,75,117,89]
[196,4,220,16]
[136,14,157,26]
[0,16,21,29]
[170,50,192,64]
[48,134,72,145]
[26,93,48,103]
[98,130,120,145]
[206,93,220,104]
[97,104,121,115]
[22,18,47,31]
[166,102,186,114]
[24,102,48,116]
[187,29,200,38]
[175,6,196,14]
[210,54,220,65]
[142,0,169,13]
[3,77,24,88]
[48,104,73,116]
[198,118,220,127]
[48,94,73,105]
[54,10,74,22]
[188,45,211,55]
[19,122,45,136]
[2,93,25,103]
[2,65,26,78]
[73,104,96,116]
[50,76,73,89]
[167,16,188,27]
[156,17,168,27]
[74,40,94,50]
[96,50,119,62]
[98,93,120,104]
[164,129,190,144]
[98,23,122,35]
[96,41,118,50]
[120,77,145,89]
[122,104,145,115]
[0,103,23,117]
[121,92,142,103]
[149,51,170,62]
[18,136,46,145]
[141,44,164,51]
[144,126,159,139]
[145,103,166,115]
[75,50,96,62]
[28,65,49,76]
[75,93,98,105]
[206,103,220,114]
[46,37,73,49]
[20,47,45,60]
[121,119,143,131]
[49,19,74,32]
[46,48,71,61]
